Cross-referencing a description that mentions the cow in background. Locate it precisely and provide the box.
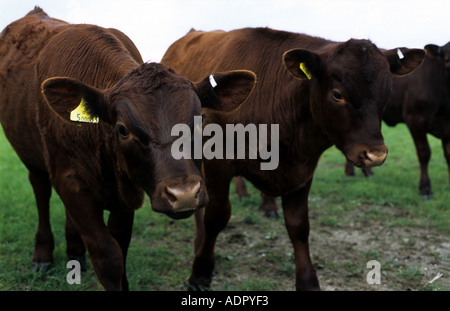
[162,27,424,290]
[0,8,256,290]
[346,44,450,200]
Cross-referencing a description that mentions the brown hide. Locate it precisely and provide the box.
[162,27,425,290]
[0,8,256,290]
[346,44,450,199]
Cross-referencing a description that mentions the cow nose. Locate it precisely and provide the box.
[359,148,388,167]
[165,181,201,212]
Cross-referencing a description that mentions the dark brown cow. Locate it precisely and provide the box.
[0,8,256,291]
[345,44,450,200]
[162,27,425,290]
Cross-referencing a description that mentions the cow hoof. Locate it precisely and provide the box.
[266,210,281,218]
[68,255,87,271]
[187,283,199,291]
[187,273,213,291]
[32,261,52,272]
[187,283,211,291]
[423,194,433,201]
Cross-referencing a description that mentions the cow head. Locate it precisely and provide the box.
[283,40,425,168]
[41,63,256,219]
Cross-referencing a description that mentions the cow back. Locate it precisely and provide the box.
[0,7,67,169]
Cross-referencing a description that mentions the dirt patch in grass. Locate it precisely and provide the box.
[208,201,450,291]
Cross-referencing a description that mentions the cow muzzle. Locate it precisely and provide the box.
[347,144,388,168]
[150,176,208,220]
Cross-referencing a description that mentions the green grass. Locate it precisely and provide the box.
[0,123,449,291]
[312,123,450,233]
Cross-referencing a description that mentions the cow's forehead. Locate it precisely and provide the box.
[112,62,192,94]
[112,86,199,122]
[326,42,389,85]
[108,62,196,107]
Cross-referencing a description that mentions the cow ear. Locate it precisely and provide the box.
[41,77,109,124]
[283,49,321,80]
[424,44,444,58]
[195,70,257,112]
[384,48,425,76]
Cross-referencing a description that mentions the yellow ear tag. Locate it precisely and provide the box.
[70,98,99,123]
[299,62,312,80]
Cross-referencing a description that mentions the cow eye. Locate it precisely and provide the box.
[332,89,345,104]
[115,124,130,138]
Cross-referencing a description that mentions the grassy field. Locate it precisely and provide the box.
[0,123,449,291]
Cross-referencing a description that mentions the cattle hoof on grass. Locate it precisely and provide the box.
[187,283,211,291]
[422,194,433,201]
[32,261,52,272]
[266,210,281,218]
[361,167,375,177]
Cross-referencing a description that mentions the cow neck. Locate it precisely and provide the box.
[283,80,333,161]
[61,55,141,194]
[209,76,331,163]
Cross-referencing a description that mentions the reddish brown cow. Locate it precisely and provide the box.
[253,44,450,215]
[0,8,256,290]
[162,27,425,290]
[346,44,450,200]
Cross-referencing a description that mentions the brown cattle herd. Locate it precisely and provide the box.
[1,6,449,291]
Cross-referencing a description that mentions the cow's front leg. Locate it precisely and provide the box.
[65,211,87,271]
[29,169,53,272]
[406,120,432,200]
[107,210,134,291]
[62,193,125,291]
[189,171,232,291]
[281,179,320,291]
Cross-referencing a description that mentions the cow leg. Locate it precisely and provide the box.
[234,177,279,217]
[61,193,125,290]
[189,176,232,291]
[234,176,250,199]
[107,210,134,291]
[442,137,450,184]
[65,211,87,271]
[345,160,374,177]
[29,169,54,272]
[345,159,356,176]
[281,180,320,291]
[260,192,280,218]
[361,167,374,177]
[193,209,205,254]
[407,123,432,199]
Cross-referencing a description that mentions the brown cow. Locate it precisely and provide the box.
[0,8,256,290]
[345,44,450,200]
[162,27,425,290]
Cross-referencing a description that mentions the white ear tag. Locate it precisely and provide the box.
[397,48,404,60]
[209,74,217,88]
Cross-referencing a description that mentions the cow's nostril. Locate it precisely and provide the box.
[358,149,387,167]
[366,151,387,165]
[191,181,201,199]
[360,150,369,160]
[165,187,178,205]
[195,187,201,200]
[165,182,201,211]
